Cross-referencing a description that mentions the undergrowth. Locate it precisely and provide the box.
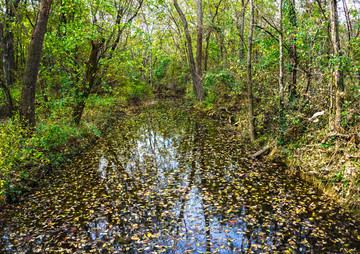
[0,95,125,206]
[286,126,360,214]
[197,68,360,216]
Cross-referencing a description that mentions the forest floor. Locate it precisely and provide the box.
[201,102,360,217]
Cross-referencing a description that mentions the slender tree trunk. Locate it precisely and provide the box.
[173,0,203,101]
[204,0,223,72]
[342,0,352,52]
[204,33,211,72]
[240,0,245,60]
[279,0,284,134]
[173,0,197,97]
[236,0,246,61]
[0,78,14,115]
[0,1,20,116]
[72,1,142,125]
[2,30,15,90]
[305,52,312,95]
[288,0,297,102]
[141,42,147,82]
[149,49,153,87]
[247,0,256,141]
[19,0,52,127]
[73,40,103,125]
[330,0,345,131]
[196,0,204,101]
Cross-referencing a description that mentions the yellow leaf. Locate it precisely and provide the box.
[131,235,140,241]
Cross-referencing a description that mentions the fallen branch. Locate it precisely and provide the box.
[308,111,325,123]
[249,141,276,158]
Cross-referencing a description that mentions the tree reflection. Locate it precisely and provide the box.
[1,104,360,253]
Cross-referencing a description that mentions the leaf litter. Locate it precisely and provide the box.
[0,103,359,253]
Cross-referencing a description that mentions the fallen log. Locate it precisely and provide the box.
[249,145,270,158]
[249,141,276,158]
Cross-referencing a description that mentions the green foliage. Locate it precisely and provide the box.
[203,70,236,106]
[154,57,171,79]
[0,115,100,204]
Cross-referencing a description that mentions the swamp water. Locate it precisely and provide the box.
[0,103,359,253]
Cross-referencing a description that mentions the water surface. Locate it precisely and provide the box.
[1,103,359,253]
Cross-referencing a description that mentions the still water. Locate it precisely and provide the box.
[1,103,359,253]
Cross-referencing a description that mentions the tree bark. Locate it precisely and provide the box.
[0,78,14,115]
[330,0,345,131]
[247,0,256,141]
[236,0,247,61]
[204,33,211,72]
[0,0,20,116]
[196,0,204,101]
[342,0,352,52]
[19,0,52,127]
[73,40,103,125]
[72,1,143,125]
[204,0,223,72]
[279,0,284,132]
[173,0,203,101]
[239,0,246,60]
[287,0,297,102]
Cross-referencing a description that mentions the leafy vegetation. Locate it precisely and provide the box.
[0,108,106,203]
[0,0,360,251]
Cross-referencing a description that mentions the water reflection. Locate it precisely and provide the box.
[0,103,359,253]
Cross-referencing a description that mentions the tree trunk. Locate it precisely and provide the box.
[330,0,345,131]
[287,0,297,102]
[342,0,352,52]
[204,0,223,72]
[204,33,211,72]
[0,0,20,116]
[247,0,256,141]
[1,28,15,91]
[173,0,203,101]
[196,0,204,101]
[279,0,284,134]
[0,78,14,115]
[239,0,245,60]
[73,40,103,125]
[19,0,52,127]
[236,0,246,61]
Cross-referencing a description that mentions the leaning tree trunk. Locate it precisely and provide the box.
[247,0,256,141]
[330,0,345,132]
[173,0,202,101]
[73,40,103,125]
[19,0,52,127]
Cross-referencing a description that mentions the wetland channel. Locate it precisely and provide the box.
[1,103,359,253]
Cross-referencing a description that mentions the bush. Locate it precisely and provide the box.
[0,115,97,204]
[203,71,236,105]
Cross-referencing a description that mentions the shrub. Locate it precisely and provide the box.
[0,115,97,204]
[203,71,236,105]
